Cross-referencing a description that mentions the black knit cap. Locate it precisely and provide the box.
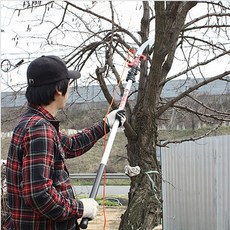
[27,55,81,86]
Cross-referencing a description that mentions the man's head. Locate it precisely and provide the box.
[27,55,80,86]
[25,55,81,106]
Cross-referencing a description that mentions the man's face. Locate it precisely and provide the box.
[62,82,71,108]
[56,81,71,109]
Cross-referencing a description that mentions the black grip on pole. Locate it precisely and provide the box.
[126,66,138,82]
[79,163,106,229]
[80,218,90,229]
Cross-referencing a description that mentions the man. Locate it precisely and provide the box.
[4,55,126,230]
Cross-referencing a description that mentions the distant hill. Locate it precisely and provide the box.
[1,78,229,108]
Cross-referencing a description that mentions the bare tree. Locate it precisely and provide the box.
[1,1,230,229]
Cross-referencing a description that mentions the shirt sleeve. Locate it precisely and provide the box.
[21,123,84,221]
[60,120,110,159]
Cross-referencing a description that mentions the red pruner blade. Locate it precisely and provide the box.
[128,54,147,67]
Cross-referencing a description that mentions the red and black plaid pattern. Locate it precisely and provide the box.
[5,105,108,230]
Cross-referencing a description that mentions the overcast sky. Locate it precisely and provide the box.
[1,1,144,91]
[1,1,229,92]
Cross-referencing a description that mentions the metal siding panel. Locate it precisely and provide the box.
[162,146,175,229]
[216,135,230,230]
[162,136,230,230]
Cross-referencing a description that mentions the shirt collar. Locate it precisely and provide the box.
[28,104,60,131]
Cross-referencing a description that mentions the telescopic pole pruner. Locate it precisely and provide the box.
[79,39,152,229]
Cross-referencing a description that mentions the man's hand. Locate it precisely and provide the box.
[105,109,126,128]
[80,198,99,220]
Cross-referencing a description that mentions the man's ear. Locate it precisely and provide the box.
[55,88,62,96]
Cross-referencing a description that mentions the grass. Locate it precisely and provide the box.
[77,194,129,206]
[3,121,229,170]
[159,126,230,140]
[71,179,130,186]
[0,132,129,175]
[2,126,230,175]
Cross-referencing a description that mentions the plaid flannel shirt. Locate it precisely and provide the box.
[5,105,109,230]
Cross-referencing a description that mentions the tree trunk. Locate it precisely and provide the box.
[119,115,161,230]
[119,2,197,229]
[120,92,161,229]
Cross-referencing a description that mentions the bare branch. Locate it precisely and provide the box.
[173,103,230,122]
[46,2,68,42]
[64,1,140,45]
[161,50,230,85]
[157,71,230,117]
[160,123,222,147]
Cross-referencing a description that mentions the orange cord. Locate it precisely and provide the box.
[102,49,134,229]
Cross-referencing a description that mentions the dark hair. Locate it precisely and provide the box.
[25,79,69,106]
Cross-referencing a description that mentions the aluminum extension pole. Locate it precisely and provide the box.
[79,80,133,229]
[80,39,152,229]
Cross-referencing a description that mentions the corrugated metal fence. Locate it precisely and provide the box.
[161,135,230,230]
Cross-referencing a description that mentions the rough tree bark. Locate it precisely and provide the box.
[119,2,198,229]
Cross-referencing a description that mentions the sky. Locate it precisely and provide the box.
[1,1,229,92]
[1,1,144,91]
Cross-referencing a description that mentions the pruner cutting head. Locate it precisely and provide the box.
[128,54,147,67]
[127,39,153,68]
[129,47,136,54]
[135,38,153,56]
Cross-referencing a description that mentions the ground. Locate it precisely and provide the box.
[84,206,126,230]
